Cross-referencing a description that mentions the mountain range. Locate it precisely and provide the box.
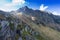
[0,6,60,40]
[17,6,60,31]
[0,6,60,31]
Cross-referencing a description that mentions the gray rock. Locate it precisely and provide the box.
[18,37,22,40]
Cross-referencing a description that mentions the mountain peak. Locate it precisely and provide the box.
[22,6,29,11]
[17,6,29,12]
[23,6,28,9]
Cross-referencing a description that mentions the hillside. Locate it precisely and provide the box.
[0,6,60,40]
[17,6,60,31]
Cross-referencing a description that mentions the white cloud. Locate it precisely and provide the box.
[52,11,58,15]
[39,4,48,11]
[12,0,25,4]
[0,0,25,12]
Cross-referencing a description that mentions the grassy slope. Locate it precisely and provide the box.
[17,13,60,40]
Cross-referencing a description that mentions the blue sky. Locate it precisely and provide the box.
[0,0,60,15]
[25,0,60,15]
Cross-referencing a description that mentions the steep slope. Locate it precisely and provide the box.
[15,12,60,40]
[0,6,60,40]
[17,6,60,31]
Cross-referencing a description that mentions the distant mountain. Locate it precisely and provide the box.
[17,6,60,31]
[0,10,11,16]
